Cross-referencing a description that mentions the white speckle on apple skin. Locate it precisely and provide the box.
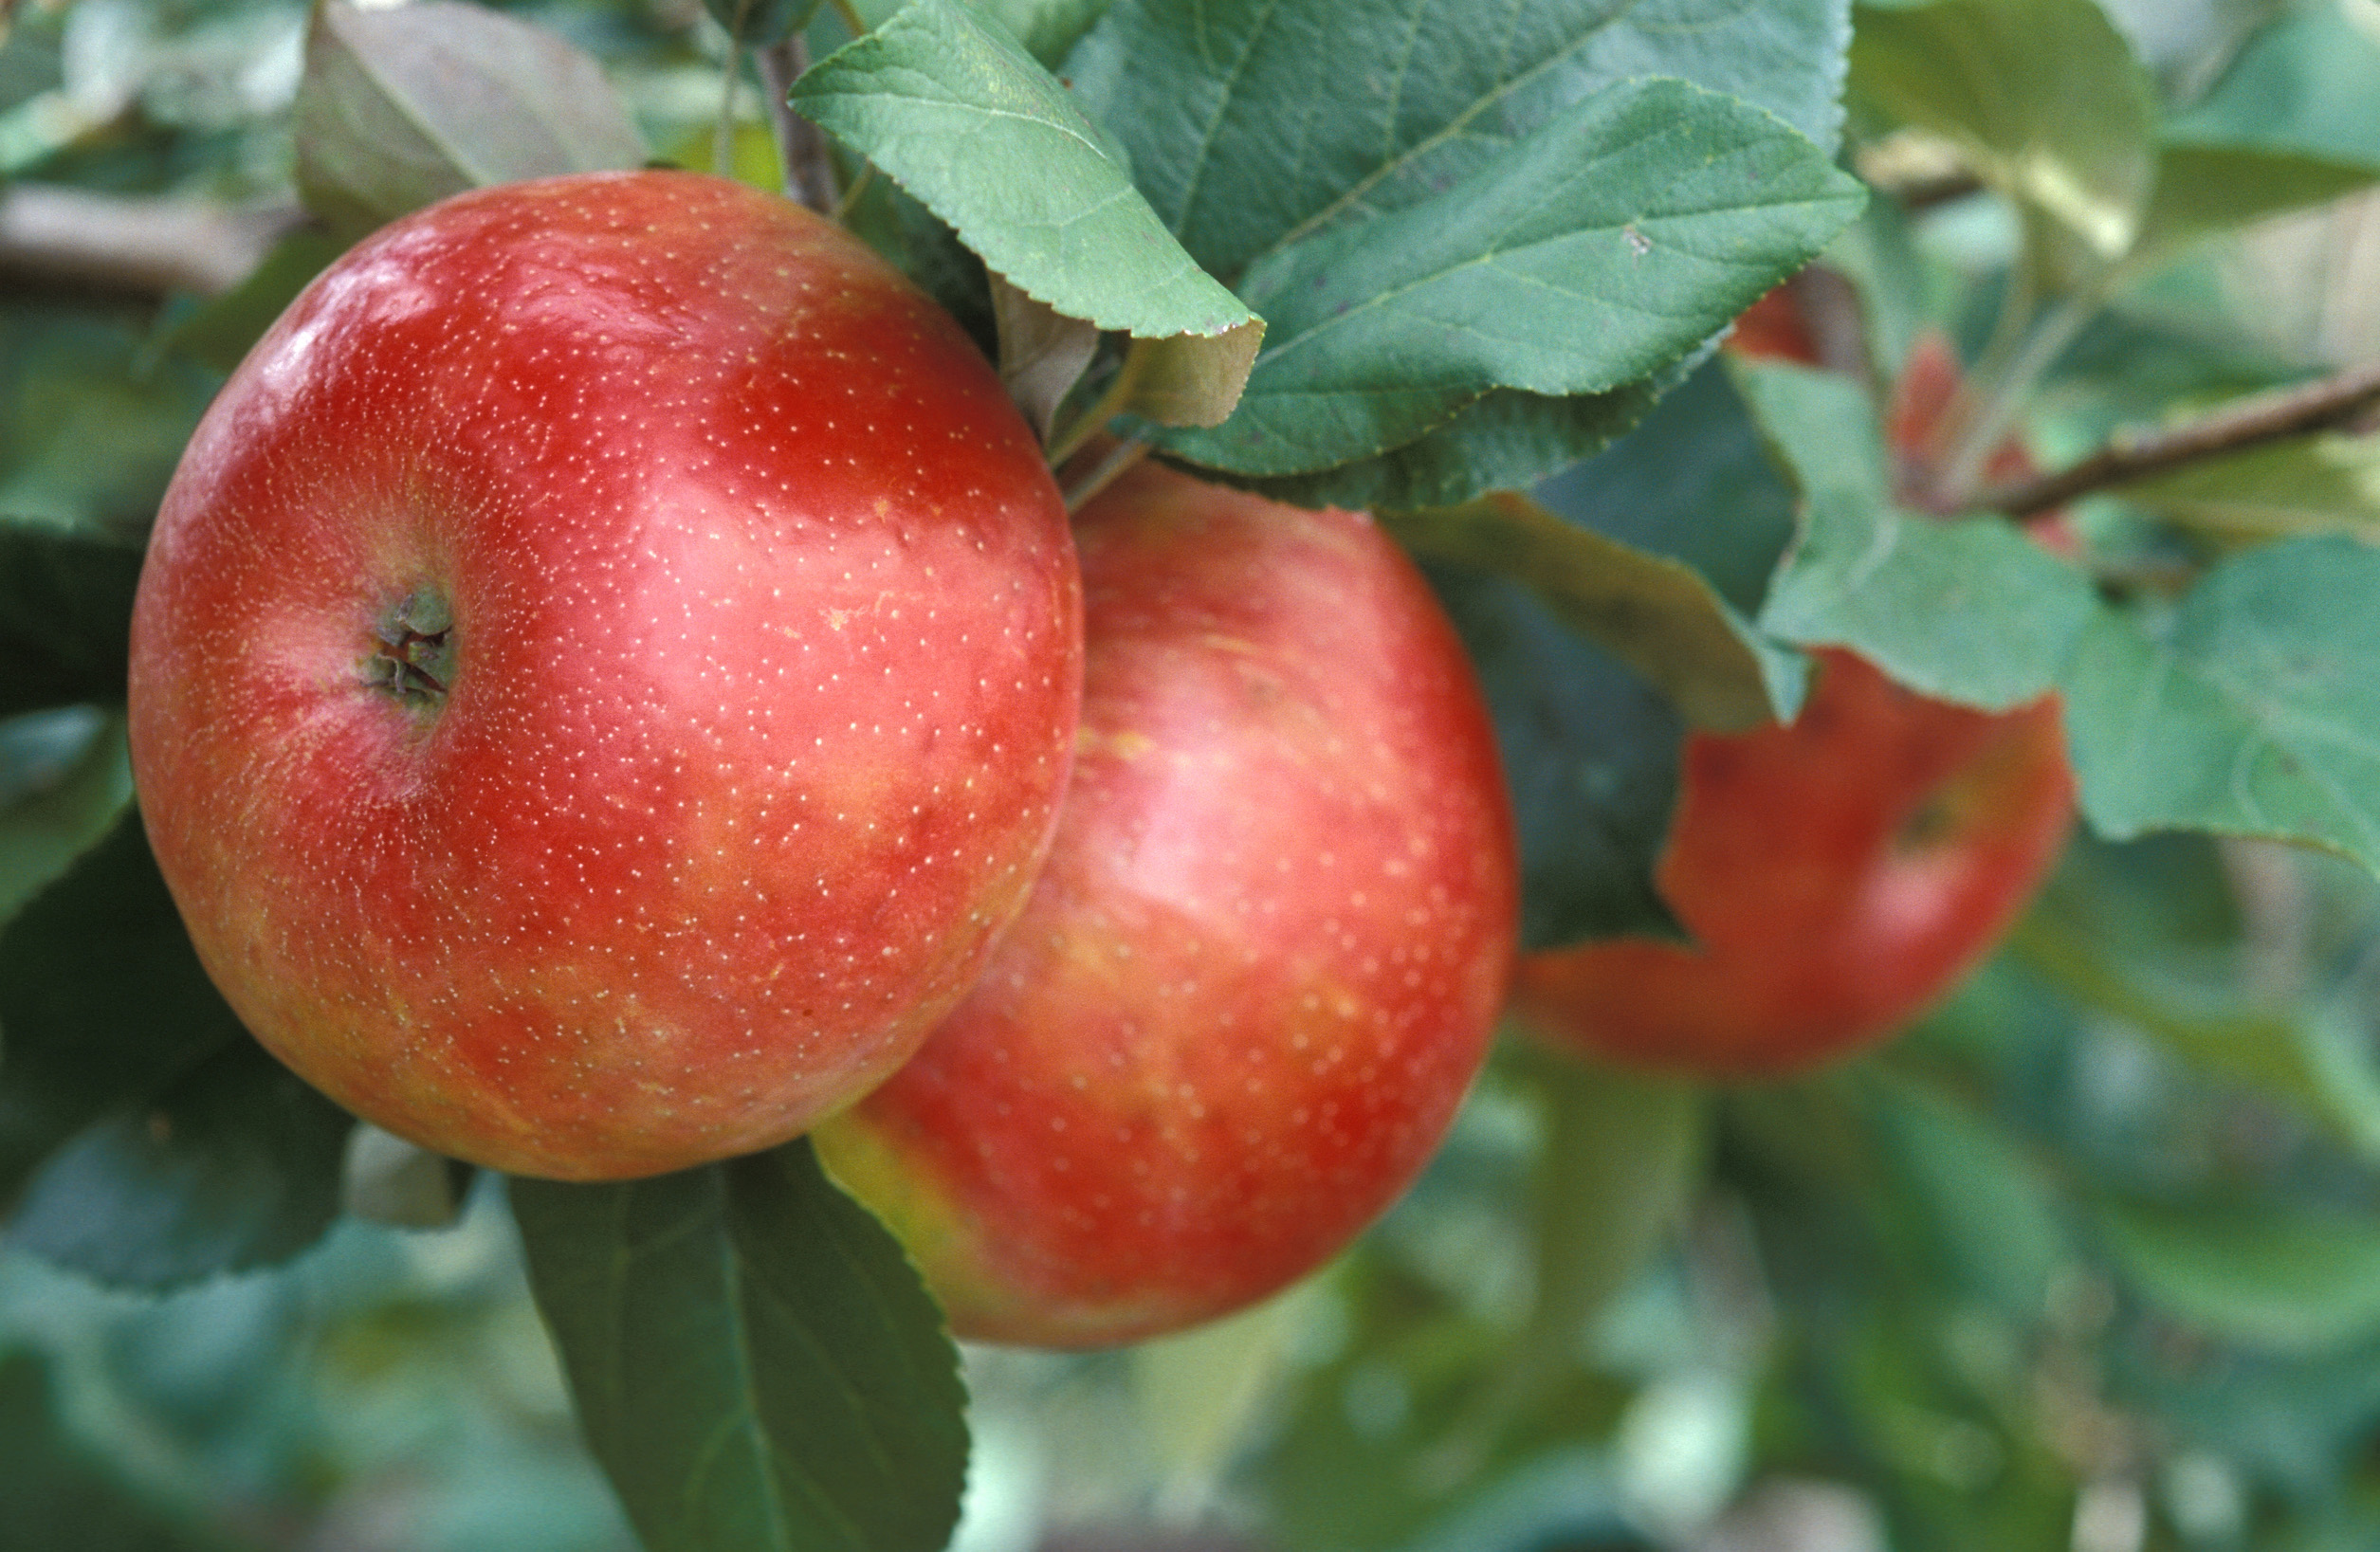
[128,171,1085,1181]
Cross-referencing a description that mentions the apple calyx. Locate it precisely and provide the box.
[370,589,454,706]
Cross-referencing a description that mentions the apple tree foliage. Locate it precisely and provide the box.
[14,0,2380,1547]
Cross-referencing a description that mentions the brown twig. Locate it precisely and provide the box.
[1978,356,2380,516]
[0,186,302,298]
[755,40,839,217]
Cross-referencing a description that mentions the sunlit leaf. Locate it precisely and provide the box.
[790,0,1262,423]
[1736,359,2101,709]
[1071,0,1854,281]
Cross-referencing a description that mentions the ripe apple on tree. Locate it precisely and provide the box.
[1510,647,2072,1076]
[1510,291,2077,1077]
[127,170,1084,1181]
[818,459,1519,1348]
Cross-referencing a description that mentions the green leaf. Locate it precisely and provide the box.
[0,523,142,719]
[513,1140,968,1552]
[1423,562,1685,947]
[2059,536,2380,872]
[2167,0,2380,167]
[1236,381,1666,515]
[293,0,649,241]
[790,0,1261,422]
[1157,79,1864,478]
[1867,1074,2070,1318]
[8,1036,354,1288]
[0,813,248,1210]
[1070,0,1853,282]
[2097,0,2280,102]
[0,305,219,536]
[1849,0,2159,272]
[2135,144,2380,265]
[1734,359,2101,710]
[0,709,132,929]
[1388,494,1785,733]
[2098,1196,2380,1353]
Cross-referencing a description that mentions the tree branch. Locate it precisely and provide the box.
[755,40,839,217]
[0,186,302,298]
[1978,356,2380,516]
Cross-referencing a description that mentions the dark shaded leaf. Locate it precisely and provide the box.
[0,523,142,719]
[9,1037,353,1288]
[0,813,247,1209]
[1423,562,1684,947]
[0,1351,215,1552]
[0,709,132,927]
[514,1140,968,1552]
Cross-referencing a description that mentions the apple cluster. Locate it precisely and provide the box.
[129,173,2076,1351]
[128,170,1520,1346]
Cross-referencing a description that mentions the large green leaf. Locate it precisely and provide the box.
[7,1036,354,1289]
[1239,380,1666,514]
[1850,0,2158,275]
[2059,535,2380,873]
[790,0,1261,425]
[1158,79,1863,478]
[0,523,143,720]
[2135,144,2380,265]
[1735,359,2101,709]
[1069,0,1853,282]
[513,1141,968,1552]
[2130,2,2380,260]
[0,813,247,1211]
[293,0,649,240]
[2099,1196,2380,1353]
[1423,563,1685,946]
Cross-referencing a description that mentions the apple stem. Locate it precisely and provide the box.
[1933,288,2099,509]
[755,40,839,217]
[1058,436,1149,514]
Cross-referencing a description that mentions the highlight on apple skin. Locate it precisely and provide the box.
[818,459,1520,1349]
[1509,647,2074,1078]
[127,170,1085,1181]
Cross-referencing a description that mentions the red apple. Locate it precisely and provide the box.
[816,460,1518,1347]
[127,171,1083,1180]
[1510,647,2072,1076]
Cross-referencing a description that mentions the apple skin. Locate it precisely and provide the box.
[127,171,1083,1180]
[816,460,1518,1348]
[1510,647,2072,1076]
